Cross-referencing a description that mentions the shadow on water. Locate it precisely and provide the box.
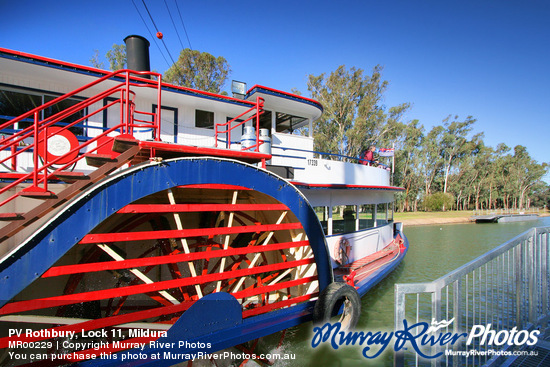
[271,216,550,366]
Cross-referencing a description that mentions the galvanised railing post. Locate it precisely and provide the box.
[394,283,406,367]
[515,242,522,328]
[541,229,549,317]
[432,287,441,367]
[528,234,535,324]
[452,279,462,367]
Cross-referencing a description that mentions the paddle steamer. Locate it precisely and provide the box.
[0,35,408,366]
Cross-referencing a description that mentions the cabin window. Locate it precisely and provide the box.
[377,203,388,226]
[0,86,85,136]
[332,205,356,235]
[43,95,85,136]
[0,88,42,129]
[388,203,394,222]
[195,109,214,129]
[359,204,376,229]
[258,110,272,130]
[275,112,306,133]
[314,206,329,234]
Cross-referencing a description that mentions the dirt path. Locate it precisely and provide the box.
[398,217,471,226]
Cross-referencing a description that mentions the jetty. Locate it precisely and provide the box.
[471,213,539,223]
[470,209,540,223]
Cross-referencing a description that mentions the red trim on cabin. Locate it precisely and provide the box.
[159,82,256,107]
[0,47,256,106]
[290,181,405,191]
[0,48,328,110]
[0,47,110,75]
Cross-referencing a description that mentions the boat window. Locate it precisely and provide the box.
[377,203,388,226]
[332,205,356,235]
[314,206,328,234]
[388,203,394,222]
[275,112,306,133]
[0,86,86,136]
[195,109,214,129]
[258,110,272,130]
[359,204,375,229]
[44,95,85,136]
[0,88,42,129]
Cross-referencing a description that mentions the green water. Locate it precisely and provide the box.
[268,216,550,367]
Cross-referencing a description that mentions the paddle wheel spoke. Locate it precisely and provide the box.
[0,184,319,365]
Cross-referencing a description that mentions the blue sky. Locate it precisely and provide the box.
[1,0,549,181]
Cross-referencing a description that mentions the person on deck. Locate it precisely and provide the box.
[361,145,378,166]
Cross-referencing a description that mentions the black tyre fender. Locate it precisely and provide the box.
[313,282,361,329]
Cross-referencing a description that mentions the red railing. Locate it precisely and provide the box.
[214,97,264,151]
[0,69,162,208]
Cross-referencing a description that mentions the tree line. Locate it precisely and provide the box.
[303,65,548,212]
[92,46,549,212]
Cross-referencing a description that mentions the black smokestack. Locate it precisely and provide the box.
[124,35,151,78]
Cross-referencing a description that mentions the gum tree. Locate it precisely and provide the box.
[306,65,409,160]
[164,49,231,93]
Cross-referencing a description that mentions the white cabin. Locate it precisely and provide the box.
[0,46,402,268]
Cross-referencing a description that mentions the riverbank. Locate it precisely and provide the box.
[394,210,549,226]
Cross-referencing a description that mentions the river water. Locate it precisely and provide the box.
[264,216,550,367]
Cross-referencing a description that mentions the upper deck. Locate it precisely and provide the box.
[0,47,397,200]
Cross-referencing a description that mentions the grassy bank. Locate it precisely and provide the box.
[394,209,548,226]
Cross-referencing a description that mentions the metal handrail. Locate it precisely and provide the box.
[0,69,162,208]
[394,226,550,366]
[0,70,160,132]
[214,96,264,151]
[0,85,127,168]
